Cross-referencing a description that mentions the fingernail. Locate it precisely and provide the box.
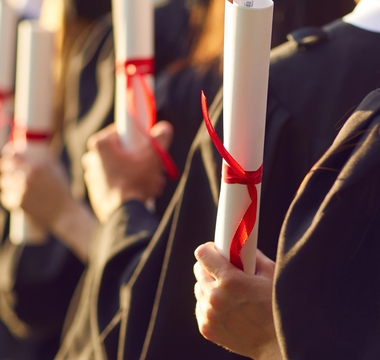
[194,245,204,260]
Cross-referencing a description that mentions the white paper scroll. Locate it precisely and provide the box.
[10,20,54,245]
[112,0,154,151]
[214,0,273,274]
[0,0,17,150]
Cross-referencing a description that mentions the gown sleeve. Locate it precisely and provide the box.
[274,89,380,360]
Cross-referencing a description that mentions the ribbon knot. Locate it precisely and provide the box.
[201,91,263,271]
[223,163,262,186]
[116,58,179,180]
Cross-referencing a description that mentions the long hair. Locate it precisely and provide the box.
[169,0,225,75]
[190,0,224,72]
[39,0,94,148]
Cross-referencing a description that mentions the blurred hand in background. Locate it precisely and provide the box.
[82,121,173,223]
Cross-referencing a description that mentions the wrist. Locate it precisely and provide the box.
[120,189,148,204]
[51,199,98,263]
[97,189,148,223]
[254,338,283,360]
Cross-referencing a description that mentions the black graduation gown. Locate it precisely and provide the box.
[274,88,380,360]
[261,20,380,259]
[270,0,355,47]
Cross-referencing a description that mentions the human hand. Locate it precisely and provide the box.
[194,242,283,360]
[0,143,73,229]
[0,143,97,261]
[82,122,173,223]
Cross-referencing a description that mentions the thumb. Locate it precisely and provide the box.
[150,121,174,150]
[195,242,235,280]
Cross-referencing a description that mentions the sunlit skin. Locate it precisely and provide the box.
[194,243,283,360]
[82,121,173,224]
[0,144,96,263]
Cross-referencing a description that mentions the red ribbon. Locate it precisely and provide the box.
[0,91,53,143]
[0,90,14,128]
[10,124,52,143]
[116,58,179,180]
[201,91,263,271]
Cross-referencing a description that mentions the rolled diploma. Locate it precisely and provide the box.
[112,0,154,151]
[10,20,54,245]
[214,0,273,274]
[0,0,18,149]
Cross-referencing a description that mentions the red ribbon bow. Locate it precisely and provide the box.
[201,91,263,271]
[116,58,179,180]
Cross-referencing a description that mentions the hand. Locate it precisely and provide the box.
[82,122,173,223]
[0,143,97,262]
[1,144,73,228]
[194,243,283,360]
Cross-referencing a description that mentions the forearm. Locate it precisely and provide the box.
[51,201,98,263]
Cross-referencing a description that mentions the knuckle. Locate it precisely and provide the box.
[199,322,213,340]
[221,273,235,291]
[205,305,220,325]
[95,137,111,154]
[199,317,219,343]
[208,288,225,312]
